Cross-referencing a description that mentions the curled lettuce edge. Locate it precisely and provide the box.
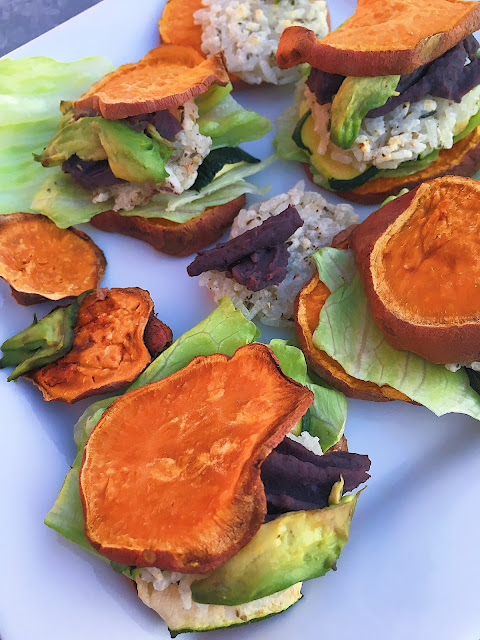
[312,247,480,420]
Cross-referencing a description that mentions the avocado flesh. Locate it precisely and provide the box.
[300,113,361,181]
[94,119,172,183]
[330,75,400,149]
[35,117,174,183]
[34,117,107,167]
[191,493,358,606]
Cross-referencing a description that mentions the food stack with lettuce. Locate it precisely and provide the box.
[275,0,480,203]
[45,298,370,636]
[21,45,271,255]
[296,176,480,420]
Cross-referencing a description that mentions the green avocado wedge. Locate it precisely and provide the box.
[94,119,172,183]
[330,75,400,149]
[33,117,107,166]
[0,294,83,381]
[191,483,358,606]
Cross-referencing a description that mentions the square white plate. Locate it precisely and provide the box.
[1,2,480,639]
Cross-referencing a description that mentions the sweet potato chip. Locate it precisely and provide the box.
[75,44,229,119]
[27,288,171,403]
[333,126,480,204]
[90,195,246,257]
[80,343,314,572]
[277,0,480,76]
[351,177,480,364]
[295,273,410,402]
[159,0,204,53]
[0,213,105,305]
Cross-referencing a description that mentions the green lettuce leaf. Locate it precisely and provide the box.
[0,56,114,214]
[274,78,310,163]
[32,157,273,227]
[312,248,480,420]
[198,94,271,149]
[268,340,346,451]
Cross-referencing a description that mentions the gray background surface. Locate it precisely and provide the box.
[1,0,102,56]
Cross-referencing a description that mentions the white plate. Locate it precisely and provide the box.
[1,2,480,639]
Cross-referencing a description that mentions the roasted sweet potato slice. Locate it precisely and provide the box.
[90,195,246,257]
[277,0,480,76]
[79,343,314,572]
[351,177,480,364]
[295,272,409,402]
[27,288,172,403]
[333,126,480,204]
[159,0,204,53]
[75,44,229,119]
[0,213,105,305]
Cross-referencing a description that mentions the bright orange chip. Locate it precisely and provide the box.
[80,343,313,573]
[277,0,480,76]
[75,44,229,119]
[159,0,204,53]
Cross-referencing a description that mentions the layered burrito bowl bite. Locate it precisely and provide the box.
[276,0,480,203]
[45,300,370,637]
[31,44,271,255]
[294,176,480,419]
[159,0,330,85]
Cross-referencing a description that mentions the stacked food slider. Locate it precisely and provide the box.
[31,45,271,255]
[45,300,371,636]
[296,176,480,418]
[276,0,480,202]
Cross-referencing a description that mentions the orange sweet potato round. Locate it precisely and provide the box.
[0,212,105,305]
[333,126,480,204]
[27,288,171,403]
[90,195,246,257]
[159,0,204,53]
[295,272,410,402]
[277,0,480,76]
[75,45,229,119]
[350,177,480,364]
[79,343,314,572]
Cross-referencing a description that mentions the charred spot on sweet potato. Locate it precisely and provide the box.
[0,213,105,305]
[351,176,480,364]
[295,272,410,402]
[277,0,480,76]
[90,195,246,257]
[79,343,314,573]
[27,288,170,403]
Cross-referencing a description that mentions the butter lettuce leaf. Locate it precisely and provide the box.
[31,157,273,227]
[0,56,114,214]
[268,339,346,451]
[312,248,480,420]
[274,78,310,163]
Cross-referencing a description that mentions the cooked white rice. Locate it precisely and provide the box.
[92,99,211,211]
[306,84,480,172]
[194,0,329,85]
[198,182,358,326]
[287,430,323,455]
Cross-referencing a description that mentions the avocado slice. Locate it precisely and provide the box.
[34,117,107,167]
[331,75,400,149]
[191,488,358,606]
[94,119,172,183]
[300,113,362,182]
